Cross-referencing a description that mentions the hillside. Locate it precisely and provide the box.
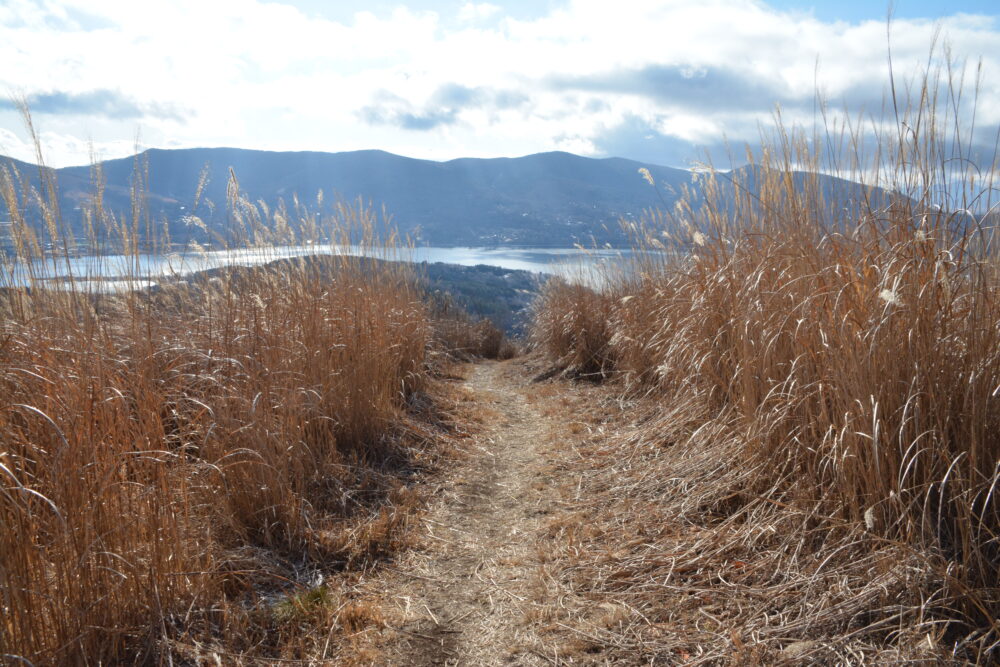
[0,149,689,247]
[420,262,538,333]
[159,255,540,335]
[0,148,894,248]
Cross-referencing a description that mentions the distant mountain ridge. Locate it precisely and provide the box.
[0,148,696,246]
[0,147,886,247]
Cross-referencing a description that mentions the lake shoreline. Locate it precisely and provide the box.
[4,245,631,289]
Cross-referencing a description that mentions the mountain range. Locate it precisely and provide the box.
[0,147,882,247]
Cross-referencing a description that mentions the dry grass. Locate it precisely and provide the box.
[530,279,616,377]
[530,59,1000,661]
[0,116,474,663]
[430,294,518,361]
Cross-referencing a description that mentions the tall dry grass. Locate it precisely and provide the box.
[428,293,517,360]
[0,122,443,662]
[532,61,1000,656]
[530,277,616,376]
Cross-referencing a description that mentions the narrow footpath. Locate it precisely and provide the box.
[365,360,610,666]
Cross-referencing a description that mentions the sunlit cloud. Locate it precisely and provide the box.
[0,0,997,167]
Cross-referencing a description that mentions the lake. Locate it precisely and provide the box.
[4,245,631,290]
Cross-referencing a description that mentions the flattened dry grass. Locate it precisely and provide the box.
[539,392,963,663]
[530,62,1000,661]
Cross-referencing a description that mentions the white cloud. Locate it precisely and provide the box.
[0,0,997,167]
[458,2,501,23]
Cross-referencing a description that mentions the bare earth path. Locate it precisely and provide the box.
[367,359,593,665]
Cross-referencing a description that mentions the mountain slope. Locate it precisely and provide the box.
[1,148,692,246]
[1,148,891,247]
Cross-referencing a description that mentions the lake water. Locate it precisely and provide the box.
[5,245,631,290]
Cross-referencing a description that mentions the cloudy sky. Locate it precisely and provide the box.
[1,0,998,168]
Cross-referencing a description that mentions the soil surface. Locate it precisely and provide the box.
[367,360,593,665]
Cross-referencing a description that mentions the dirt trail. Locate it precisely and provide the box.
[370,360,576,665]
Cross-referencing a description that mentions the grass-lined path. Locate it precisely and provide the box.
[366,360,607,666]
